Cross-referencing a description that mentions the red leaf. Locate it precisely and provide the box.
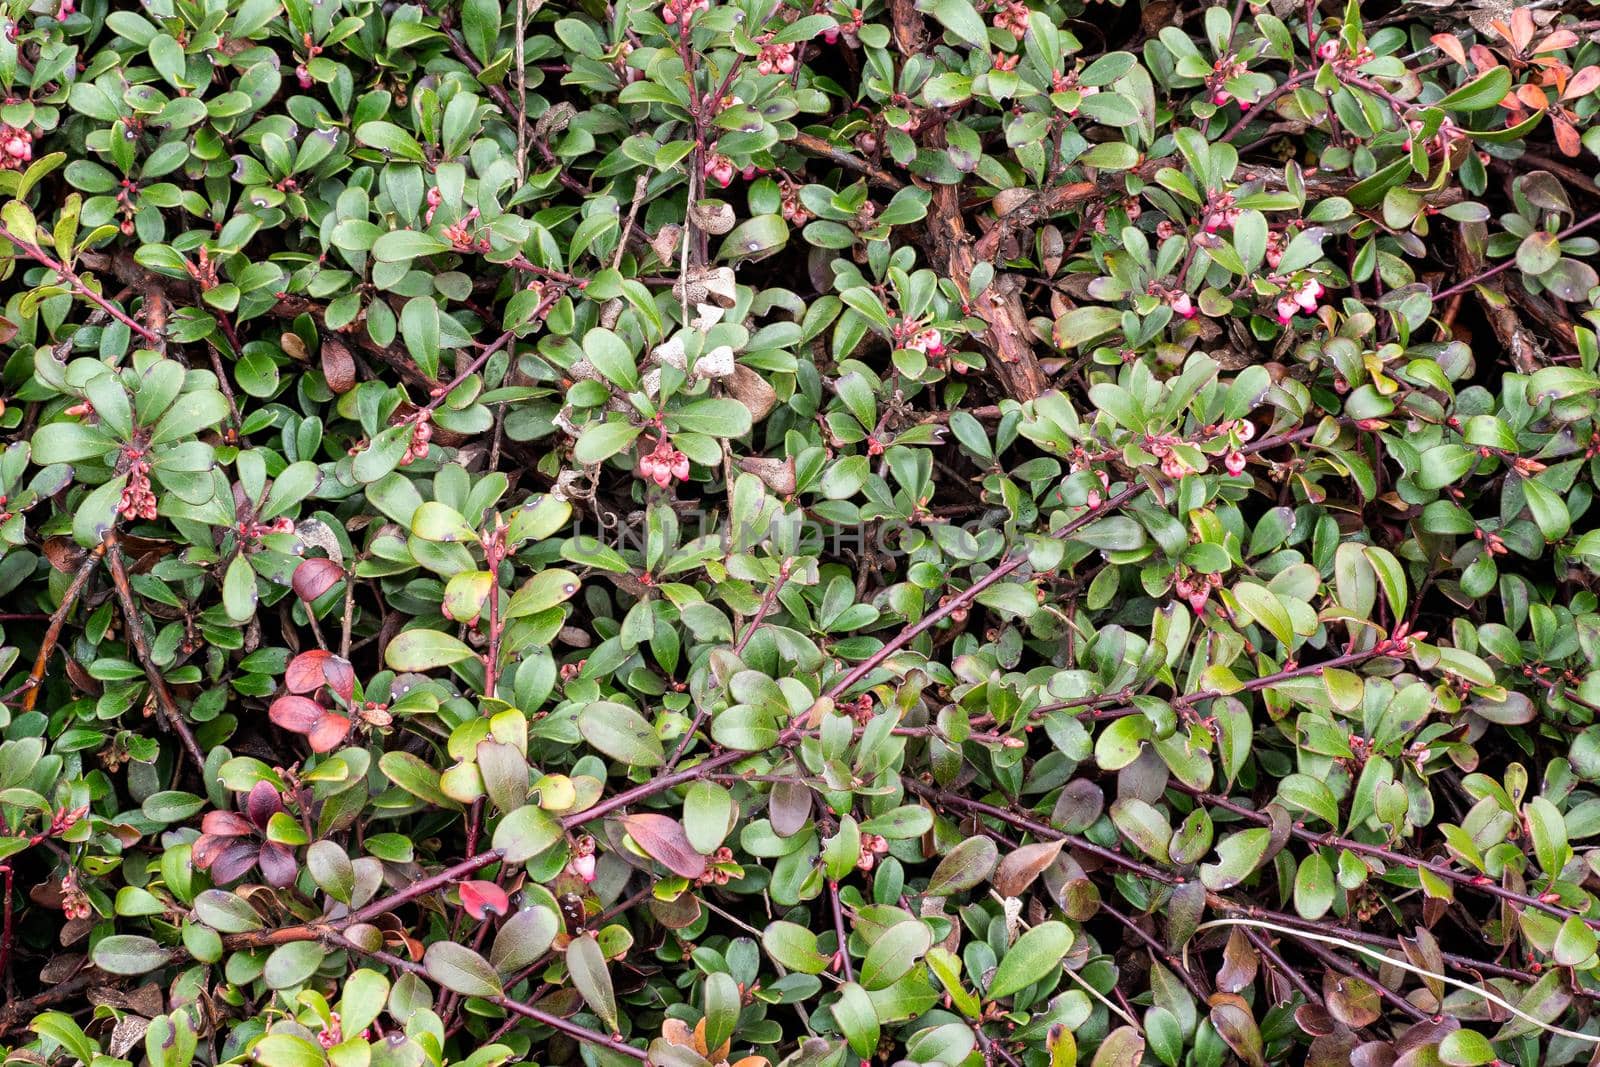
[321,656,356,702]
[270,695,325,733]
[308,712,352,753]
[292,557,344,601]
[458,880,510,920]
[192,833,234,871]
[210,841,262,884]
[618,813,708,880]
[1430,33,1467,68]
[286,650,333,693]
[284,649,357,702]
[258,842,298,887]
[246,780,284,829]
[200,810,253,838]
[1567,65,1600,101]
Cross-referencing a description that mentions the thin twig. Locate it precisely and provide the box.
[20,547,104,712]
[0,224,161,344]
[105,535,206,775]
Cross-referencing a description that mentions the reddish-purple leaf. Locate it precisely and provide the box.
[200,811,252,838]
[285,650,334,694]
[459,880,510,919]
[246,780,284,829]
[210,841,261,884]
[308,712,352,753]
[618,813,708,880]
[192,834,231,871]
[270,695,325,733]
[292,557,344,601]
[322,656,356,702]
[258,842,298,887]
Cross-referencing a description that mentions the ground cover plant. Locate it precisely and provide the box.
[8,0,1600,1063]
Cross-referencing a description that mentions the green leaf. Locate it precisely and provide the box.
[222,554,258,622]
[582,328,640,391]
[918,0,987,46]
[1436,66,1512,112]
[1293,853,1335,920]
[925,836,999,895]
[577,701,664,767]
[566,933,618,1032]
[91,935,171,975]
[1201,828,1273,890]
[264,941,327,989]
[1438,1030,1497,1066]
[987,922,1073,1000]
[573,420,643,465]
[763,922,832,974]
[860,921,933,990]
[831,982,881,1058]
[424,941,503,997]
[1055,306,1123,348]
[493,804,562,863]
[371,229,452,263]
[386,629,477,671]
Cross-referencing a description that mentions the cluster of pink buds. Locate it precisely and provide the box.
[120,453,157,521]
[613,40,643,84]
[779,179,809,224]
[61,870,92,921]
[756,36,797,76]
[1373,621,1426,656]
[856,834,890,872]
[819,6,862,45]
[1317,39,1373,65]
[296,32,324,88]
[992,0,1029,39]
[1151,284,1196,319]
[1264,229,1285,269]
[1207,417,1255,445]
[694,847,737,886]
[1202,192,1239,233]
[703,151,735,188]
[1208,56,1249,107]
[0,123,32,170]
[1091,197,1141,234]
[1050,69,1099,115]
[571,835,597,882]
[1174,570,1223,614]
[661,0,709,25]
[44,804,90,842]
[400,415,432,467]
[443,206,490,253]
[317,1014,343,1050]
[424,186,443,226]
[1069,459,1111,507]
[1145,434,1195,480]
[1402,116,1466,155]
[239,517,295,540]
[638,435,690,487]
[906,328,945,356]
[1274,276,1325,324]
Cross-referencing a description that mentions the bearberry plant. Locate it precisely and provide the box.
[6,0,1600,1066]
